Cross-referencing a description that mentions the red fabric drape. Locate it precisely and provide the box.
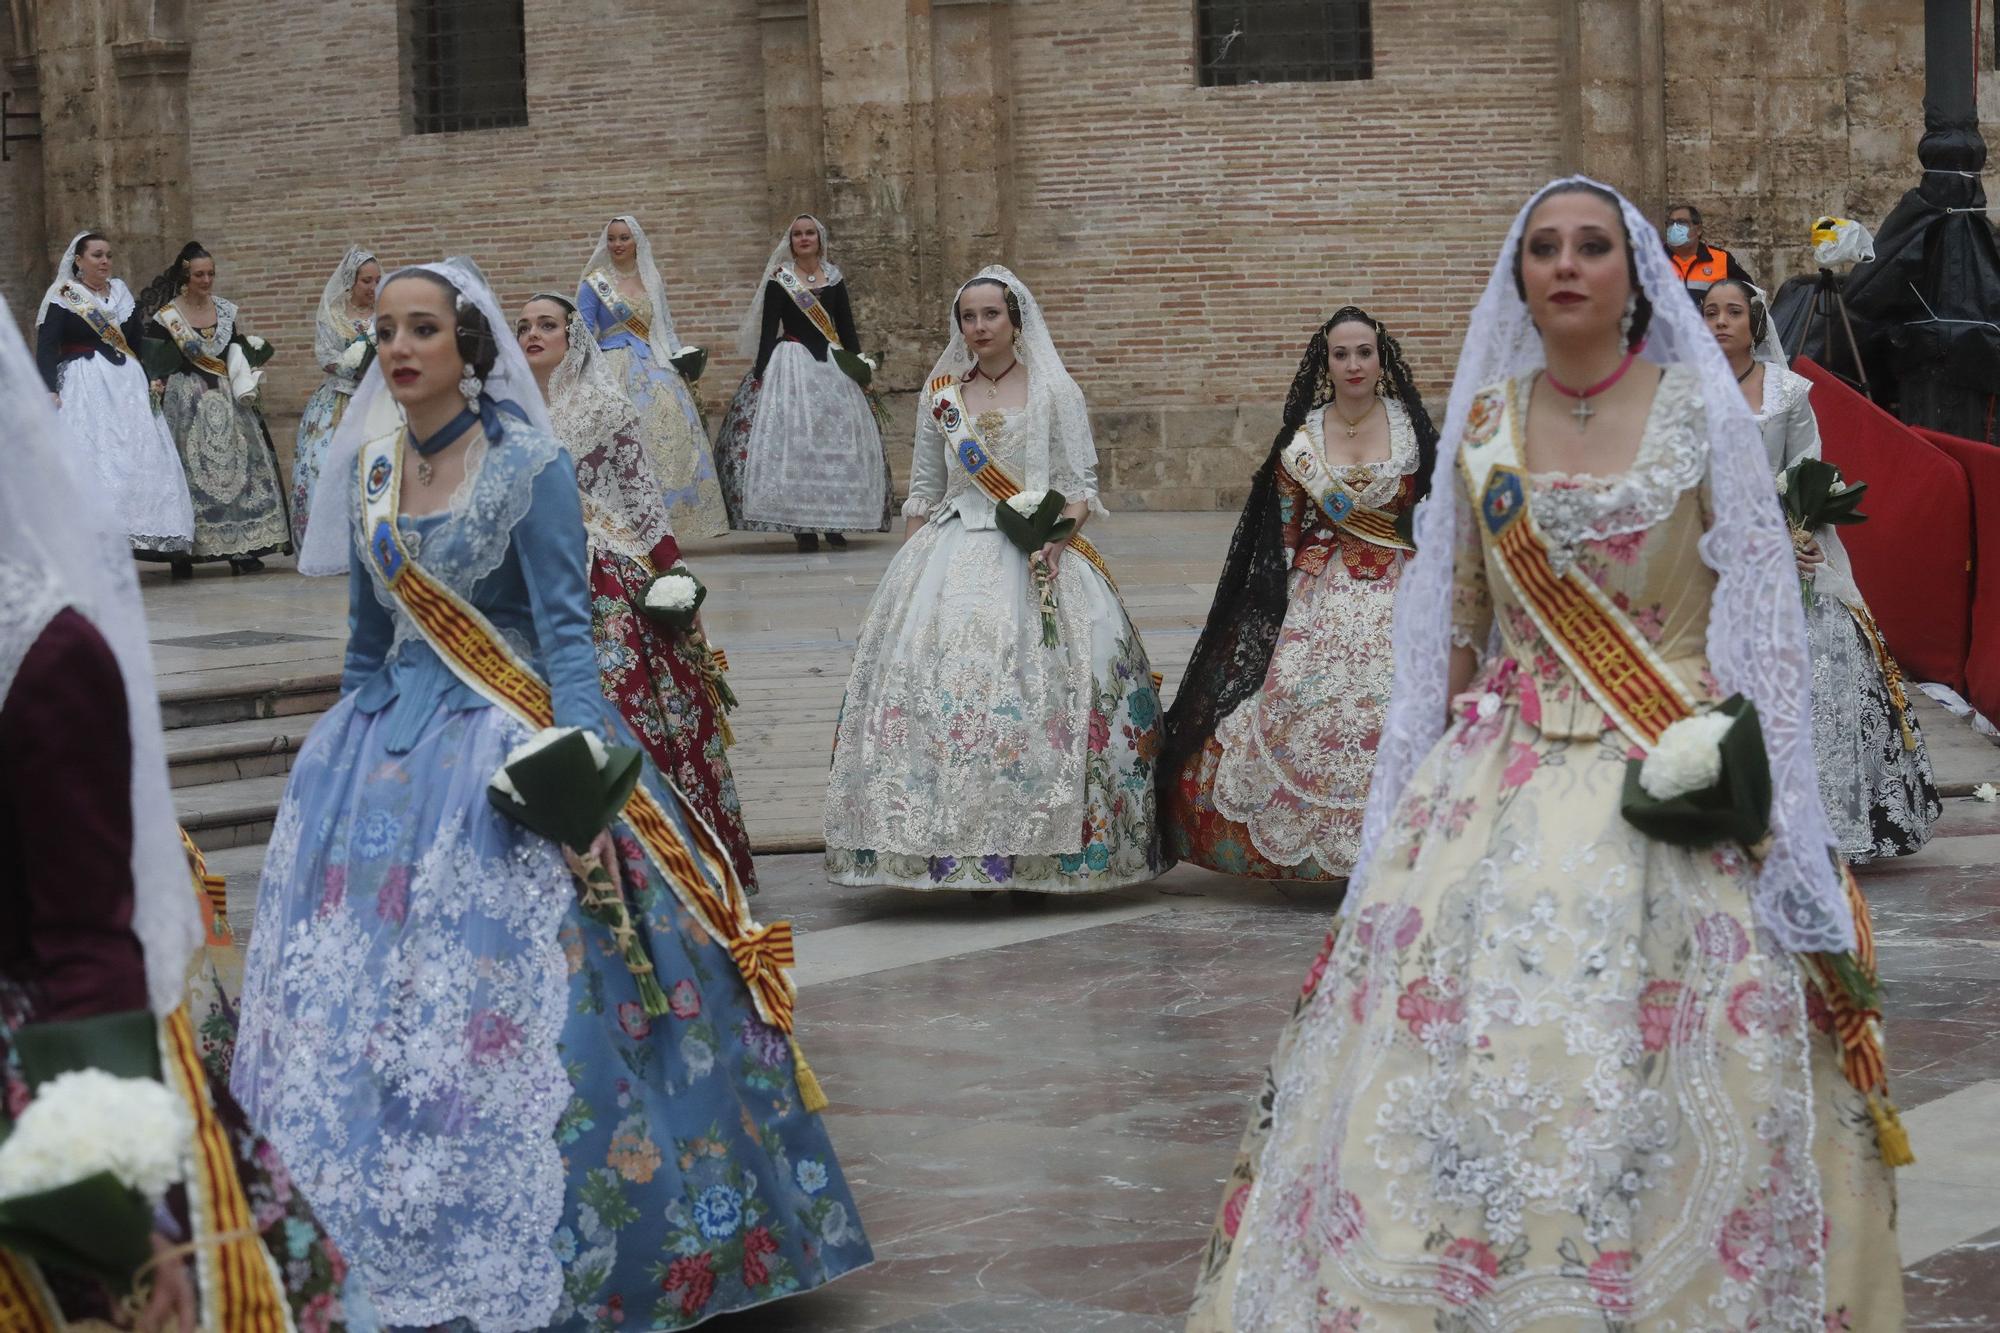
[1915,428,2000,722]
[1793,358,1973,691]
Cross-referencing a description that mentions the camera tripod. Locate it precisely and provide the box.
[1792,266,1873,399]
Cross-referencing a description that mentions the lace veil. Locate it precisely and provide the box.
[1354,176,1850,956]
[532,292,675,564]
[298,257,558,576]
[314,244,376,369]
[733,214,843,359]
[580,215,684,362]
[924,265,1101,504]
[1159,308,1438,798]
[0,292,203,1014]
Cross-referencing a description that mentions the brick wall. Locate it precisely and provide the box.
[1006,0,1566,510]
[49,0,1982,508]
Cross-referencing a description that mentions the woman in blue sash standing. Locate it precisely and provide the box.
[33,230,194,559]
[1187,182,1906,1330]
[824,266,1162,894]
[714,214,891,552]
[234,258,869,1332]
[1161,306,1436,885]
[577,215,730,538]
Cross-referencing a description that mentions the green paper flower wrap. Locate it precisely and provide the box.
[669,346,707,382]
[994,490,1078,648]
[1779,457,1868,608]
[1619,694,1772,850]
[637,567,707,633]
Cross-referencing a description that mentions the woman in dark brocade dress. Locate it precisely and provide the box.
[518,294,758,889]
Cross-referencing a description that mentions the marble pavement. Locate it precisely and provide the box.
[138,515,2000,1331]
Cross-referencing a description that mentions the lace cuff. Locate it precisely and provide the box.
[901,495,933,518]
[1082,490,1110,519]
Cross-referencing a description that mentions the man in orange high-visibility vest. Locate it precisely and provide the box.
[1664,203,1756,303]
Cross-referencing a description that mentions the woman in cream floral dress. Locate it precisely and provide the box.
[824,267,1162,894]
[1188,180,1905,1332]
[1162,306,1435,884]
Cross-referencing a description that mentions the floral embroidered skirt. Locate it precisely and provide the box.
[602,344,730,539]
[1808,593,1940,863]
[591,546,757,892]
[824,516,1163,893]
[292,378,351,550]
[233,697,870,1330]
[1166,560,1400,882]
[1184,662,1905,1331]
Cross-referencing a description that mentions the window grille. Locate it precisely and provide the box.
[1196,0,1373,87]
[408,0,527,135]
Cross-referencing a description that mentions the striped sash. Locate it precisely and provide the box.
[154,304,230,378]
[354,413,798,1033]
[1460,380,1698,750]
[1279,419,1413,552]
[773,267,843,350]
[53,281,135,359]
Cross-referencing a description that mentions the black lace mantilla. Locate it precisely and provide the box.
[1156,307,1439,829]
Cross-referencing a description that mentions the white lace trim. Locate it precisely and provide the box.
[1294,396,1422,510]
[1522,365,1709,561]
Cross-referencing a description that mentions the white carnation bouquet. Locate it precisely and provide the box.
[337,328,377,377]
[1620,694,1772,850]
[0,1060,189,1290]
[993,489,1078,647]
[669,345,708,382]
[639,565,707,631]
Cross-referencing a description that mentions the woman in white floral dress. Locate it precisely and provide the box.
[1161,306,1436,883]
[824,267,1163,894]
[1187,180,1906,1332]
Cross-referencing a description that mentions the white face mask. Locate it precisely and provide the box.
[1665,222,1692,247]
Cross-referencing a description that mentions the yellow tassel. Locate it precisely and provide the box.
[1868,1093,1916,1168]
[792,1039,828,1112]
[1899,714,1918,752]
[707,680,736,748]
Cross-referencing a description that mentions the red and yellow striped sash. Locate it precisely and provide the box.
[926,373,1118,590]
[1462,381,1697,750]
[181,828,234,949]
[0,1249,60,1333]
[585,270,651,344]
[154,305,230,379]
[356,427,798,1032]
[774,267,843,351]
[55,282,135,360]
[1279,425,1412,553]
[161,1006,294,1333]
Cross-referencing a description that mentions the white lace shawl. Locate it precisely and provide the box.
[734,214,844,360]
[914,265,1104,515]
[314,244,376,373]
[541,298,674,564]
[579,214,684,363]
[1353,176,1851,958]
[0,292,203,1013]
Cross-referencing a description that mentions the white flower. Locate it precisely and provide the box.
[1476,693,1500,720]
[246,335,268,351]
[1974,782,1998,803]
[859,353,878,371]
[1774,471,1789,496]
[491,725,608,803]
[1005,490,1047,516]
[337,340,368,372]
[675,345,701,357]
[0,1069,190,1204]
[1639,712,1736,800]
[643,572,700,613]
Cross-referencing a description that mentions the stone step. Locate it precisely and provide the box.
[179,772,288,851]
[159,671,341,731]
[165,712,323,788]
[201,842,270,941]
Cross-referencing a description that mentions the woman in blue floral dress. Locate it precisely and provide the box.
[232,259,869,1331]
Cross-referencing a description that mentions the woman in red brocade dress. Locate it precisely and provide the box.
[517,294,757,890]
[1160,308,1438,884]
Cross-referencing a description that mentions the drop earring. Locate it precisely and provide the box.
[1619,294,1637,345]
[458,368,482,409]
